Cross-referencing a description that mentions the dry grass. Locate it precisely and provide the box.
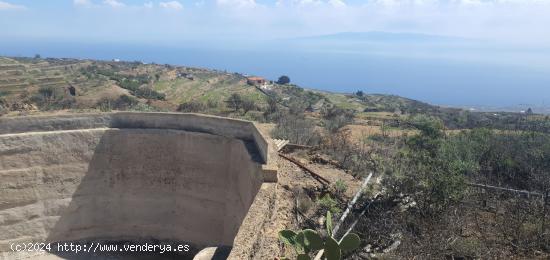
[341,124,417,142]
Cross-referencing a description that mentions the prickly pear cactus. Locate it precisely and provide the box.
[278,212,362,260]
[339,233,361,252]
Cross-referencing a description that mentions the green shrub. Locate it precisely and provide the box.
[333,180,347,196]
[30,86,73,110]
[177,101,206,113]
[113,95,139,110]
[130,103,157,112]
[318,194,341,214]
[226,93,242,112]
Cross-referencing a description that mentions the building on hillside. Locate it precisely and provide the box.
[246,76,267,86]
[177,72,194,80]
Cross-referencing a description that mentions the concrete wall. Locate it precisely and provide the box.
[0,112,276,258]
[0,112,270,165]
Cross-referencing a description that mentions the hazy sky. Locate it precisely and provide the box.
[2,0,550,107]
[1,0,550,46]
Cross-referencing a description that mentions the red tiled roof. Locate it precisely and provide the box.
[247,77,265,81]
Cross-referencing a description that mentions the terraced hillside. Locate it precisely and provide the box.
[3,56,546,132]
[0,57,278,115]
[0,57,69,95]
[0,56,436,115]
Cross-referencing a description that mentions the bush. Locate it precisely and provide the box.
[226,93,242,112]
[263,95,279,122]
[272,112,320,146]
[0,98,8,116]
[96,95,139,111]
[97,98,112,112]
[31,86,71,110]
[384,115,468,215]
[450,237,483,258]
[322,130,374,177]
[333,179,348,196]
[241,98,257,114]
[113,95,138,110]
[177,101,206,113]
[207,99,219,109]
[130,103,157,112]
[134,87,165,100]
[321,106,355,133]
[318,194,341,214]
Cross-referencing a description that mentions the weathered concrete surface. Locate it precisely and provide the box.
[0,112,277,259]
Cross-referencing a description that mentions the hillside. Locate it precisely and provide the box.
[1,56,548,133]
[1,56,549,259]
[0,56,266,112]
[0,56,433,113]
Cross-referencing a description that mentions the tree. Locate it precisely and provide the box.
[385,115,467,215]
[241,98,256,114]
[263,96,279,121]
[34,54,41,59]
[266,96,278,114]
[277,75,290,85]
[272,113,320,146]
[226,93,242,112]
[38,86,55,104]
[355,90,364,97]
[321,106,355,133]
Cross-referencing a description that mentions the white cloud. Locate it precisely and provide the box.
[159,1,183,10]
[212,0,550,44]
[217,0,257,9]
[329,0,346,8]
[4,0,549,46]
[0,1,25,10]
[144,1,154,8]
[103,0,125,8]
[73,0,92,6]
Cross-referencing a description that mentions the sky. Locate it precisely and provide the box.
[1,0,550,45]
[1,0,550,108]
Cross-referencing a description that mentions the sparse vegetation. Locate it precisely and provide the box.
[177,101,207,113]
[226,93,243,112]
[241,98,257,115]
[317,194,341,214]
[321,105,355,133]
[272,112,320,146]
[333,180,347,196]
[1,55,549,258]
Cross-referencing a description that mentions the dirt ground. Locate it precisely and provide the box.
[341,124,416,142]
[254,123,365,259]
